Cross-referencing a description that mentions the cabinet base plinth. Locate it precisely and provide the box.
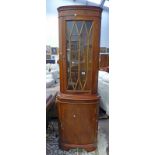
[60,143,97,152]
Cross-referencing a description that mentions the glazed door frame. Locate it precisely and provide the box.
[59,16,101,94]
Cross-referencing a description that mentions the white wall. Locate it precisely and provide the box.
[101,7,109,48]
[46,0,83,47]
[46,15,59,47]
[46,0,109,48]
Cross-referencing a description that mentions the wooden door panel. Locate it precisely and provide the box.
[60,103,97,145]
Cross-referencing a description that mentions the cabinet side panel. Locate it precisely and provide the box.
[92,18,101,94]
[59,17,67,93]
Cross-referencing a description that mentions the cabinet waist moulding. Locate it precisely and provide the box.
[56,5,102,152]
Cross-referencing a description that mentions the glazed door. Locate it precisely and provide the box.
[66,20,93,92]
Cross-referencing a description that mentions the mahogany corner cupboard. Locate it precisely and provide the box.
[56,5,102,152]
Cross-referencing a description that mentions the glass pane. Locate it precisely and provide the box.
[77,21,82,31]
[67,21,73,32]
[71,24,78,35]
[66,21,93,91]
[86,21,92,31]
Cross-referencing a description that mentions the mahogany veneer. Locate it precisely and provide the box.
[56,5,102,152]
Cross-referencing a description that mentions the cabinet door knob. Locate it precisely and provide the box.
[73,114,76,118]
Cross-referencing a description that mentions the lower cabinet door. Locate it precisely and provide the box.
[59,102,98,145]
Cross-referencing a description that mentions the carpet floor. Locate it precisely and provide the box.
[46,119,109,155]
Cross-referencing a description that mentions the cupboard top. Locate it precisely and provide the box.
[57,5,102,18]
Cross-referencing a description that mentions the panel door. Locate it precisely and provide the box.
[59,102,98,145]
